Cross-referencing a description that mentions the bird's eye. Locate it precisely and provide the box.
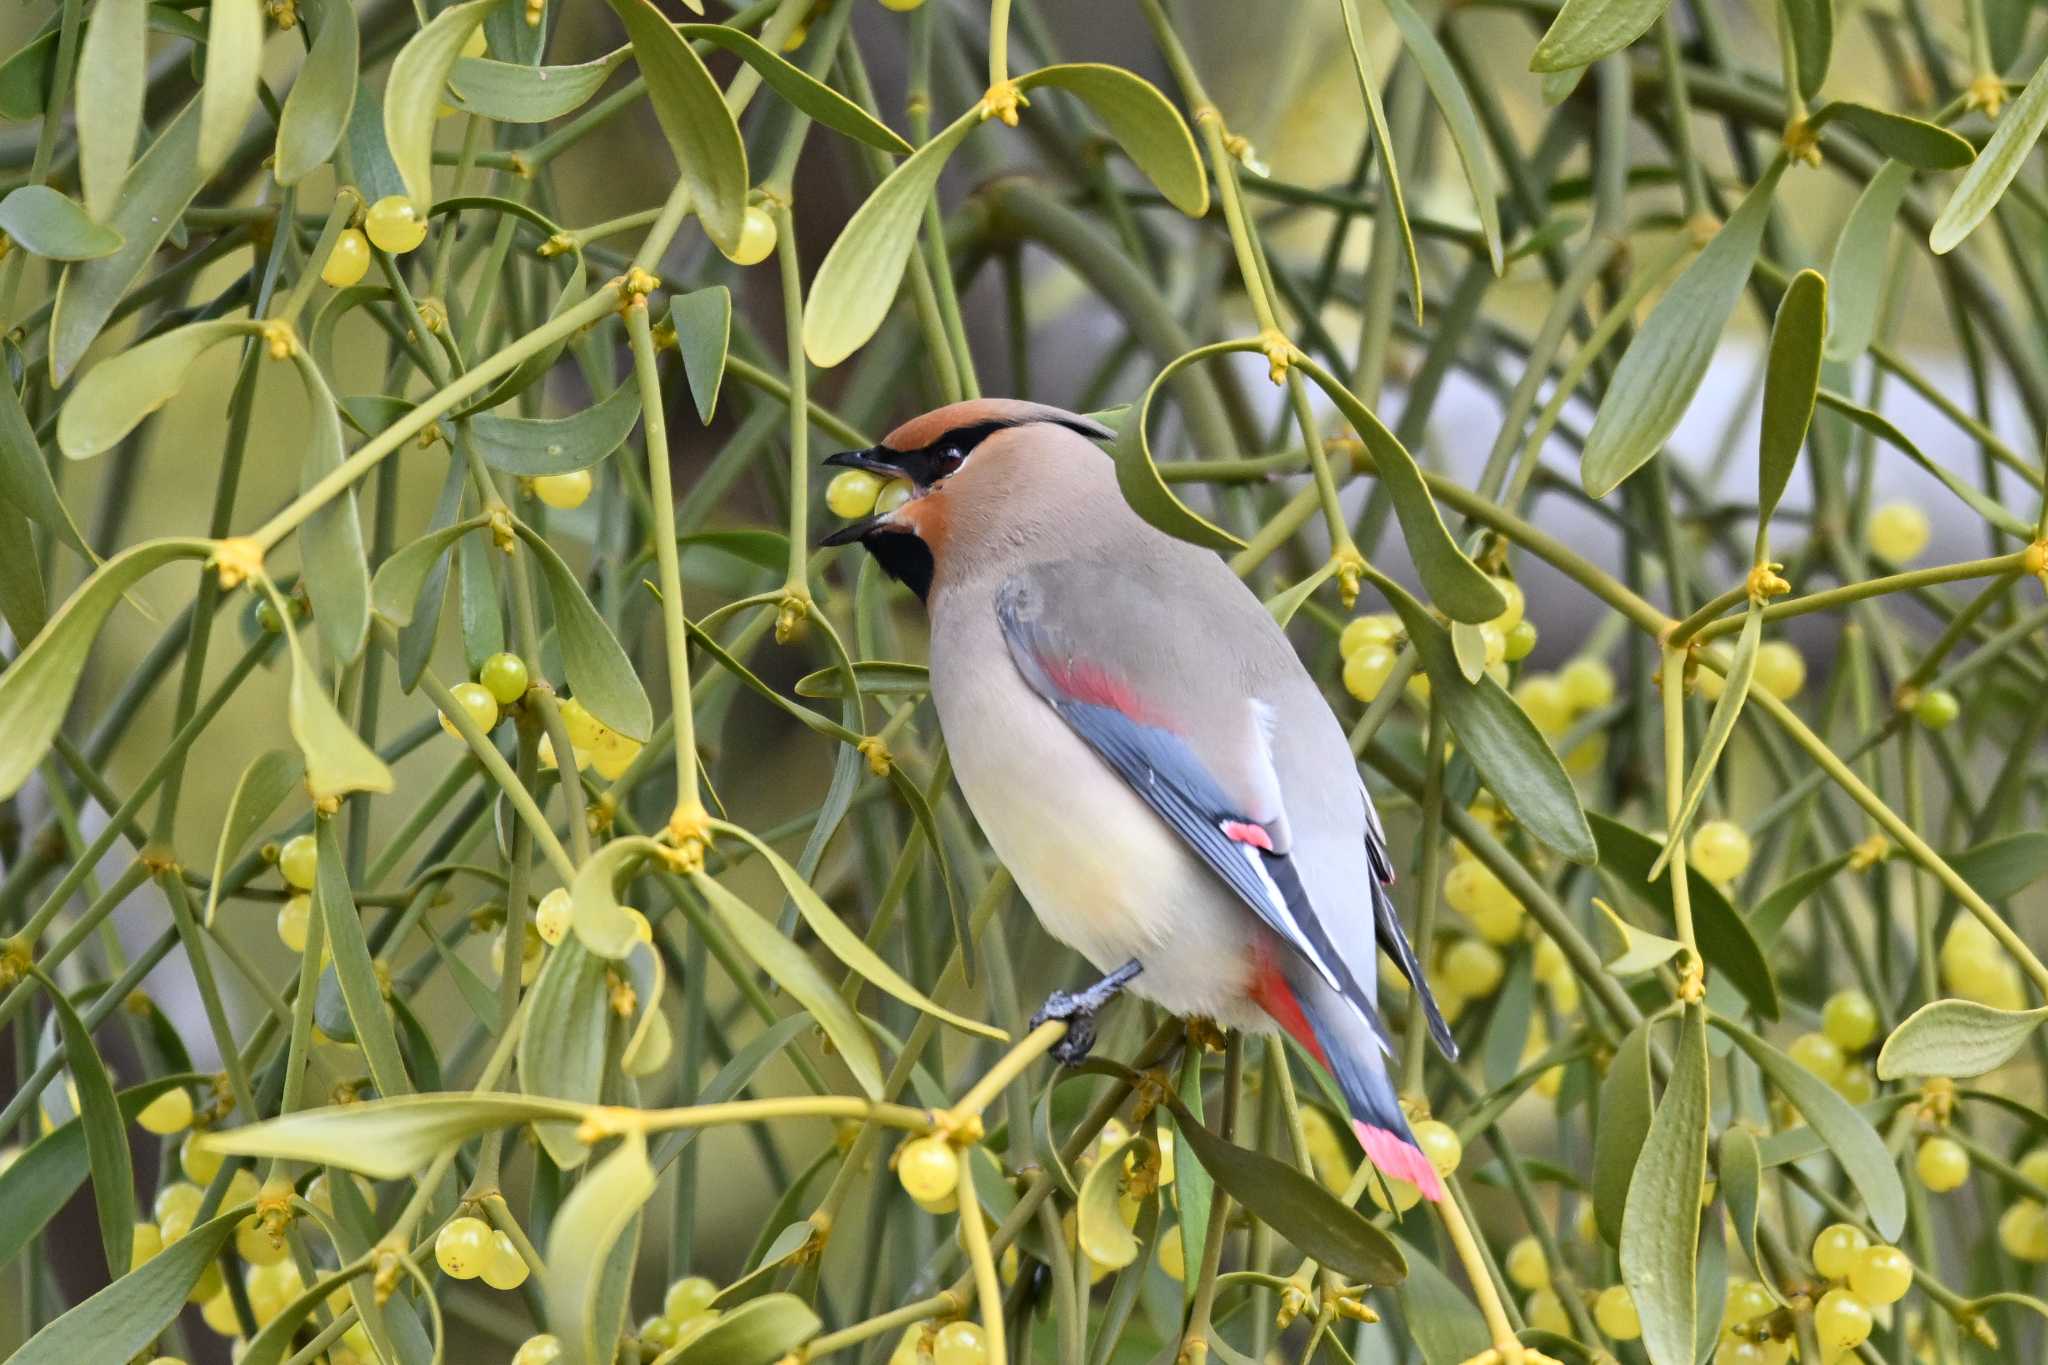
[929,446,965,480]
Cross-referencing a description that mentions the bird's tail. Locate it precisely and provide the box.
[1254,960,1445,1202]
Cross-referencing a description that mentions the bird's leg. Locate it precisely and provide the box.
[1031,960,1143,1065]
[1439,1183,1565,1365]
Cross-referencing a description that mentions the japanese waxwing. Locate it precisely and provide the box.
[822,399,1457,1201]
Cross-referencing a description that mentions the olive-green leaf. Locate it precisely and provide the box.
[383,0,497,207]
[670,286,730,425]
[1115,340,1251,553]
[1823,161,1909,362]
[1374,572,1595,862]
[1783,0,1831,102]
[449,49,629,123]
[1390,1230,1492,1364]
[1813,390,2031,537]
[51,100,210,384]
[514,521,651,741]
[201,1094,585,1176]
[29,967,132,1278]
[1711,1014,1905,1238]
[1876,998,2048,1080]
[1337,0,1423,320]
[607,0,748,254]
[1266,559,1341,628]
[1620,1004,1708,1365]
[0,377,94,560]
[315,817,411,1097]
[546,1129,654,1365]
[0,30,59,121]
[0,185,122,259]
[204,749,303,927]
[1588,813,1778,1018]
[569,836,662,960]
[1932,52,2048,253]
[292,354,369,663]
[1296,359,1503,622]
[1650,608,1763,880]
[1757,269,1826,529]
[793,660,930,699]
[1593,1019,1653,1247]
[804,107,979,367]
[519,935,615,1169]
[649,1293,822,1365]
[57,320,253,459]
[1377,0,1502,273]
[1718,1127,1773,1303]
[0,503,45,642]
[469,379,640,476]
[0,1075,198,1267]
[1531,0,1668,72]
[7,1210,240,1365]
[0,537,210,799]
[371,518,484,628]
[275,0,357,184]
[75,0,146,221]
[272,585,391,800]
[1581,162,1785,498]
[680,24,912,156]
[199,0,264,176]
[1016,64,1207,216]
[1817,102,1973,169]
[1160,1090,1405,1284]
[1076,1134,1151,1270]
[1595,898,1685,977]
[691,869,885,1098]
[1948,831,2048,900]
[1750,851,1852,947]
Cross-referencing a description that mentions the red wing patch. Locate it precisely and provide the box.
[1249,942,1328,1067]
[1222,820,1273,850]
[1037,654,1160,726]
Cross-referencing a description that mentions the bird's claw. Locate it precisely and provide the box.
[1456,1343,1566,1365]
[1030,990,1099,1065]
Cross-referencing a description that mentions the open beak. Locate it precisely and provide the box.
[819,447,912,547]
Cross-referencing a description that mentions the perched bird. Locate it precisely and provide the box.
[823,399,1456,1201]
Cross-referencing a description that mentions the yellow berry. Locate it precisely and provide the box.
[236,1216,287,1266]
[1754,641,1806,700]
[364,195,428,253]
[1513,674,1573,735]
[180,1132,223,1184]
[1489,577,1525,631]
[897,1136,960,1204]
[1524,1287,1570,1336]
[188,1261,222,1305]
[877,0,925,10]
[492,926,543,986]
[1404,669,1431,704]
[1812,1222,1870,1279]
[1342,644,1397,703]
[722,204,778,265]
[277,894,311,952]
[2000,1200,2048,1261]
[1834,1064,1874,1105]
[1821,990,1880,1052]
[1559,657,1615,711]
[640,1316,681,1350]
[154,1180,203,1229]
[1849,1245,1912,1305]
[559,697,605,749]
[1916,1136,1969,1192]
[2020,1147,2048,1188]
[1594,1284,1640,1340]
[532,468,593,510]
[1724,1278,1774,1327]
[1504,619,1538,662]
[200,1287,241,1336]
[1689,819,1752,883]
[246,1259,303,1324]
[513,1335,565,1365]
[1445,860,1523,943]
[1340,613,1399,657]
[826,468,883,519]
[1532,937,1568,986]
[321,228,370,287]
[875,478,914,515]
[663,1275,718,1323]
[482,1230,530,1290]
[435,1215,492,1278]
[1714,1343,1768,1365]
[1788,1032,1846,1085]
[1868,502,1930,562]
[1814,1288,1873,1350]
[480,652,530,706]
[137,1086,194,1135]
[440,681,500,739]
[130,1220,164,1271]
[534,888,571,946]
[1157,1229,1185,1279]
[1912,687,1959,730]
[1440,938,1504,998]
[1412,1119,1462,1178]
[278,834,318,890]
[591,729,641,782]
[1505,1235,1548,1291]
[933,1320,987,1365]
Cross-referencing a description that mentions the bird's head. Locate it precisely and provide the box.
[819,399,1114,600]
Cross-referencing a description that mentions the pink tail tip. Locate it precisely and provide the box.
[1354,1120,1446,1203]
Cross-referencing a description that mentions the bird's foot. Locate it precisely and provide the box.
[1455,1340,1565,1365]
[1031,960,1142,1066]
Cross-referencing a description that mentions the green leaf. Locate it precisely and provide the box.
[1588,813,1778,1019]
[1113,340,1252,553]
[1620,1004,1709,1365]
[469,379,640,476]
[1750,852,1852,947]
[1783,0,1831,102]
[1932,53,2048,253]
[1824,162,1908,363]
[1651,607,1763,879]
[75,0,146,221]
[1377,0,1502,273]
[1531,0,1667,72]
[0,185,122,259]
[1593,1019,1653,1247]
[569,836,664,960]
[793,660,930,699]
[1816,102,1973,169]
[1711,1014,1906,1239]
[1374,572,1595,863]
[458,525,503,676]
[371,519,483,628]
[1016,64,1208,217]
[292,355,369,663]
[0,377,94,560]
[384,0,497,206]
[6,1210,240,1365]
[275,0,357,184]
[52,99,211,384]
[1876,998,2048,1080]
[315,818,411,1097]
[680,24,912,155]
[1296,358,1505,623]
[277,594,394,801]
[545,1130,654,1365]
[0,1075,198,1267]
[199,0,264,175]
[1812,389,2032,537]
[670,286,731,425]
[1337,0,1422,320]
[1265,559,1341,627]
[0,30,59,121]
[57,319,253,459]
[1076,1133,1151,1271]
[201,1094,584,1177]
[449,49,629,123]
[1162,1089,1404,1284]
[691,869,885,1098]
[1948,831,2048,900]
[1718,1127,1774,1305]
[519,935,615,1169]
[607,0,748,253]
[650,1293,822,1365]
[1595,898,1685,977]
[1580,162,1785,498]
[1390,1230,1492,1363]
[0,537,210,799]
[514,521,652,741]
[1757,269,1826,530]
[681,528,788,575]
[0,499,46,641]
[28,968,133,1278]
[204,749,303,927]
[804,107,979,367]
